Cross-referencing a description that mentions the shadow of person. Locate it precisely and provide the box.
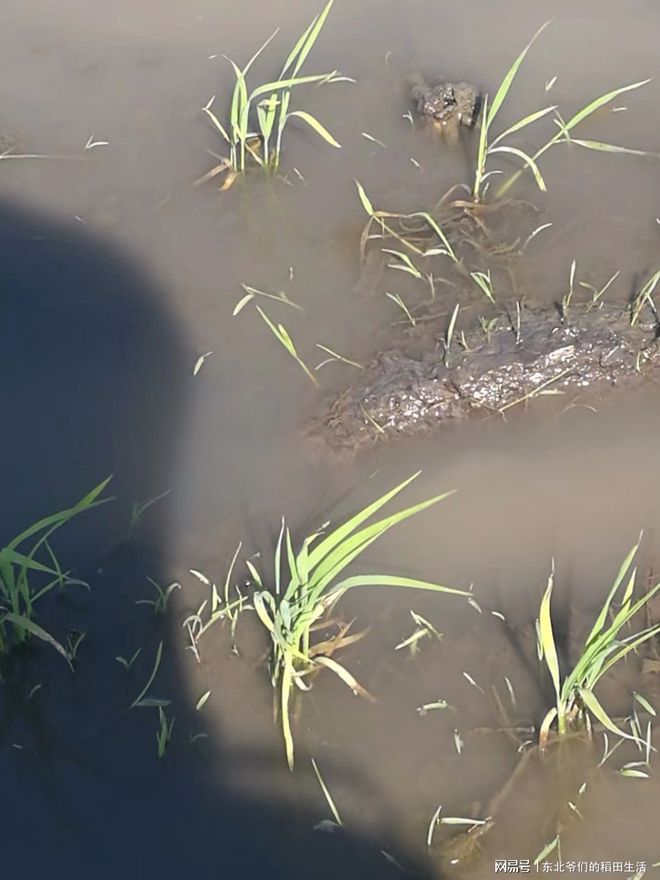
[0,199,438,880]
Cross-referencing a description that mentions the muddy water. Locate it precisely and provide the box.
[2,0,660,876]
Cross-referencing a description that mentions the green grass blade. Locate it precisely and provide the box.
[0,612,72,667]
[7,477,112,550]
[308,491,456,599]
[311,758,343,826]
[281,655,296,770]
[487,21,551,128]
[569,138,658,158]
[243,28,280,77]
[284,527,302,598]
[305,473,422,571]
[488,145,548,191]
[559,79,650,135]
[255,306,318,387]
[412,212,458,262]
[274,518,285,595]
[498,80,651,197]
[538,573,561,703]
[257,94,279,145]
[250,73,340,102]
[202,98,231,143]
[489,105,557,148]
[286,110,341,147]
[585,539,640,646]
[286,0,334,79]
[131,641,164,709]
[473,94,490,201]
[579,687,641,744]
[280,16,318,79]
[354,179,375,216]
[0,548,59,576]
[328,574,471,598]
[226,58,249,139]
[595,623,660,683]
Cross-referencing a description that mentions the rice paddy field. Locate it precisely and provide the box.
[2,1,660,878]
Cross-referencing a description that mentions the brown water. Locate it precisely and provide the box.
[2,0,660,876]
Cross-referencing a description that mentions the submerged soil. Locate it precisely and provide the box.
[309,300,660,457]
[2,0,660,877]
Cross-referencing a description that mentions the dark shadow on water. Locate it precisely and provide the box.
[0,200,437,880]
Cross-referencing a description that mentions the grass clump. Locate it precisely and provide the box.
[0,478,111,663]
[201,0,350,188]
[248,472,470,769]
[473,21,653,202]
[536,535,660,749]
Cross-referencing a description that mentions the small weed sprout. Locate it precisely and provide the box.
[135,577,181,615]
[65,630,86,665]
[128,489,171,538]
[115,647,142,672]
[156,706,175,759]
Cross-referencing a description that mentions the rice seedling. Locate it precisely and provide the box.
[0,478,111,658]
[201,0,349,186]
[248,472,470,769]
[536,537,660,750]
[471,21,653,202]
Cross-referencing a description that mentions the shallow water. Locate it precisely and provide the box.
[2,0,660,876]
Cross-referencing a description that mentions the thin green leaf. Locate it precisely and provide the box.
[490,105,557,148]
[284,0,334,79]
[329,574,470,599]
[579,687,641,743]
[585,537,640,646]
[560,80,651,135]
[286,110,340,147]
[131,641,164,709]
[570,138,658,157]
[487,21,551,127]
[354,179,374,216]
[538,573,561,703]
[489,145,548,191]
[0,612,72,667]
